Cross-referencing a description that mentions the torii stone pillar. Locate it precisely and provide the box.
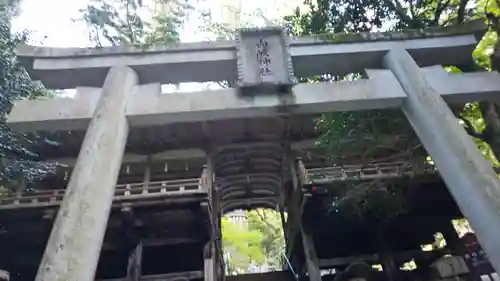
[36,66,138,281]
[382,49,500,273]
[0,269,9,281]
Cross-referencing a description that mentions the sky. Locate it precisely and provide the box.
[11,0,303,47]
[12,0,92,47]
[10,0,303,94]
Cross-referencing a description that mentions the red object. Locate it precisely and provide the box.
[311,184,317,194]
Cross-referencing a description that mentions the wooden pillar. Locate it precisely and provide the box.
[202,153,222,281]
[279,204,287,241]
[383,49,500,273]
[278,155,289,243]
[376,228,398,281]
[200,165,210,193]
[442,220,462,253]
[12,177,26,204]
[295,157,321,281]
[42,209,56,234]
[35,66,137,281]
[296,158,309,189]
[441,220,481,281]
[378,249,398,280]
[204,242,215,281]
[121,206,142,281]
[284,152,308,276]
[127,240,143,281]
[301,225,322,281]
[379,254,398,281]
[143,155,152,189]
[284,153,299,264]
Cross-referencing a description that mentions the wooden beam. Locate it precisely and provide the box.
[318,248,449,268]
[50,148,206,167]
[127,240,143,281]
[204,243,215,281]
[201,154,224,281]
[120,205,142,281]
[47,139,316,167]
[376,229,399,281]
[284,155,300,259]
[301,226,321,281]
[0,189,207,211]
[296,158,321,281]
[103,237,201,251]
[142,156,152,190]
[98,270,204,281]
[278,204,287,242]
[285,157,309,263]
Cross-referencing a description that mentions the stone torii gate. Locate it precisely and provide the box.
[8,22,500,281]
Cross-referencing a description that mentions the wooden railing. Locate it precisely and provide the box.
[308,161,435,182]
[0,178,204,210]
[98,270,204,281]
[0,161,441,209]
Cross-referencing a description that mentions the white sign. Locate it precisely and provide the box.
[235,27,296,95]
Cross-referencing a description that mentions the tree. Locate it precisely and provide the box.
[79,0,190,47]
[221,216,265,274]
[221,209,286,274]
[281,0,500,220]
[198,0,291,41]
[285,0,475,35]
[0,3,58,193]
[0,0,21,19]
[284,0,500,162]
[246,209,285,270]
[466,0,500,158]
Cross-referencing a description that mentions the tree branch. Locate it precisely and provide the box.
[457,0,470,24]
[434,0,451,25]
[255,209,280,234]
[124,1,135,44]
[409,0,417,19]
[384,0,420,28]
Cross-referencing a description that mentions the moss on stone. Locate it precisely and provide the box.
[315,20,486,44]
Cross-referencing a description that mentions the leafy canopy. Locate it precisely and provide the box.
[221,209,285,274]
[281,0,500,220]
[0,6,58,192]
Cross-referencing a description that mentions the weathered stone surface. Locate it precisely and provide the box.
[15,23,482,88]
[236,27,295,96]
[8,69,500,132]
[35,66,138,281]
[383,48,500,274]
[0,269,9,281]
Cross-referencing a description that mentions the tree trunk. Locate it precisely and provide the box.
[480,39,500,159]
[479,101,500,158]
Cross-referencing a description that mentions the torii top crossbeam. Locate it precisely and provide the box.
[8,21,500,134]
[17,21,484,89]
